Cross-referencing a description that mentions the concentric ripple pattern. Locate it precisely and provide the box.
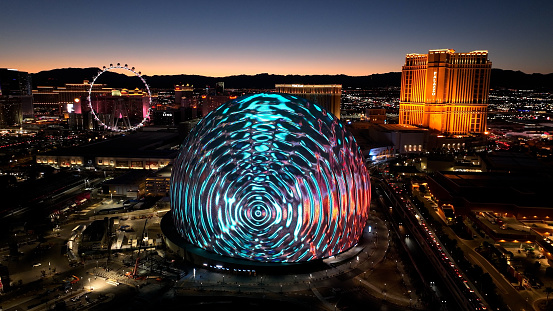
[170,93,371,262]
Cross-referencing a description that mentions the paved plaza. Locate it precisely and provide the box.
[1,205,425,311]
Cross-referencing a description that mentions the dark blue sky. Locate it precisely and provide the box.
[1,0,552,76]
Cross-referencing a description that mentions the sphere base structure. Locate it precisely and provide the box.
[161,211,364,274]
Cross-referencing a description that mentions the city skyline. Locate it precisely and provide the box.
[2,0,553,76]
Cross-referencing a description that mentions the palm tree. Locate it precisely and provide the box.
[545,287,553,304]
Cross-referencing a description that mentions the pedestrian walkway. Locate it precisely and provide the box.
[91,267,145,287]
[174,212,423,310]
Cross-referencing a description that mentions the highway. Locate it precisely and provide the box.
[373,175,489,311]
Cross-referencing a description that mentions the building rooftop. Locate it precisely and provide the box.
[433,171,552,208]
[377,124,427,132]
[482,151,547,172]
[104,170,151,185]
[149,164,172,178]
[42,130,180,159]
[275,84,342,87]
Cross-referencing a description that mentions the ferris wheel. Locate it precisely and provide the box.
[87,63,152,132]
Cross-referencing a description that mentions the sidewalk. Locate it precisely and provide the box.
[174,212,423,310]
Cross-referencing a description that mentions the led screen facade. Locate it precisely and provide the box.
[170,93,370,262]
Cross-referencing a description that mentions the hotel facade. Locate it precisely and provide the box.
[399,49,491,134]
[276,84,342,119]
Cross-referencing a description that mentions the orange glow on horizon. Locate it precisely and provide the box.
[5,55,396,77]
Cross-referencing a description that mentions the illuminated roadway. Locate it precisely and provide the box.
[374,176,489,311]
[445,225,536,311]
[374,180,457,310]
[374,165,537,311]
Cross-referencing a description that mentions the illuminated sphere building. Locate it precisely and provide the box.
[170,93,370,263]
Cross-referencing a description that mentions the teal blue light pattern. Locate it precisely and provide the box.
[170,93,370,262]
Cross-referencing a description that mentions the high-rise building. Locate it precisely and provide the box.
[275,84,342,119]
[0,68,32,125]
[174,84,194,107]
[200,95,231,117]
[215,81,224,95]
[32,80,110,116]
[399,49,491,134]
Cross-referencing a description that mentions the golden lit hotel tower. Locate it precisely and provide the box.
[276,84,342,119]
[399,49,491,134]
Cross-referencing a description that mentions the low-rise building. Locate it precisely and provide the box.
[102,170,150,199]
[145,165,172,197]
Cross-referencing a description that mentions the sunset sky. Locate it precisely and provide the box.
[2,0,552,76]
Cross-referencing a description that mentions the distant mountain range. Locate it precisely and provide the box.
[31,68,553,91]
